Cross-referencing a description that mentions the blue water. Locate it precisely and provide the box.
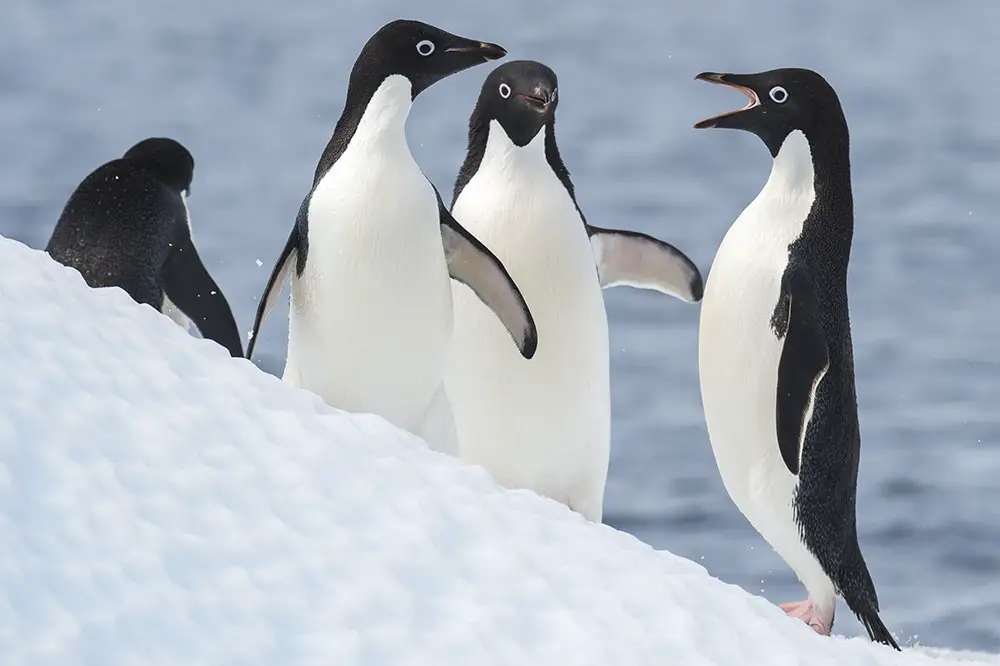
[3,0,999,652]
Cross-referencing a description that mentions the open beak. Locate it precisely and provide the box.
[693,72,760,129]
[445,41,508,62]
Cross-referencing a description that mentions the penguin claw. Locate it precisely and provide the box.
[779,599,833,636]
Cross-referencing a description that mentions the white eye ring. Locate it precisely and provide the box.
[498,83,511,99]
[769,86,789,104]
[416,40,435,56]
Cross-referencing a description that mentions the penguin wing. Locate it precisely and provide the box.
[246,222,301,361]
[436,189,538,359]
[161,228,244,358]
[774,265,830,476]
[586,226,704,303]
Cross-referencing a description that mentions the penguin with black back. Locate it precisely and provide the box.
[246,20,536,456]
[693,68,899,650]
[46,137,243,358]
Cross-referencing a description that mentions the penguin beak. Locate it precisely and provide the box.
[519,84,553,110]
[445,41,508,62]
[692,72,761,129]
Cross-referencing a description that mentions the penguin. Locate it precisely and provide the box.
[692,68,899,649]
[444,60,703,522]
[46,137,244,358]
[246,20,537,456]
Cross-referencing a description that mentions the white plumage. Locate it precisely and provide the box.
[698,129,837,615]
[284,75,458,455]
[446,122,611,521]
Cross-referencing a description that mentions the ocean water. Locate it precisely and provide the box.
[2,0,998,651]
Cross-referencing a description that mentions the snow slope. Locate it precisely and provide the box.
[0,232,996,666]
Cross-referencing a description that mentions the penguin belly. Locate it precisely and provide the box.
[697,201,836,604]
[284,151,454,449]
[446,171,610,521]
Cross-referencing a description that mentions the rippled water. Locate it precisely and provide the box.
[2,0,999,652]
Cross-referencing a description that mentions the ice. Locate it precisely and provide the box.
[0,232,996,665]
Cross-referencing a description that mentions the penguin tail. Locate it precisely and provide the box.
[853,604,901,651]
[838,539,901,650]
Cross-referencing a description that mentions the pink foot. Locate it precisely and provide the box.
[779,599,833,636]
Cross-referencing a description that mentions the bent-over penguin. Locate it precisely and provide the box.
[693,68,899,649]
[46,137,243,357]
[246,20,536,456]
[445,60,703,522]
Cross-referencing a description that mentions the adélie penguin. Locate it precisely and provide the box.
[445,60,703,522]
[693,68,899,649]
[46,137,244,358]
[246,20,537,456]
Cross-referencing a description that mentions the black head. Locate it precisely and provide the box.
[122,137,195,195]
[353,19,506,99]
[474,60,558,146]
[693,68,847,157]
[453,60,572,206]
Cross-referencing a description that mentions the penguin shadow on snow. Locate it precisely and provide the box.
[443,58,704,526]
[693,68,900,650]
[44,137,244,358]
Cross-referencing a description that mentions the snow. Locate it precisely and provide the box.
[0,231,997,666]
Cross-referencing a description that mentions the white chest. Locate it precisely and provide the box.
[454,123,602,311]
[446,124,610,511]
[698,130,817,499]
[284,76,452,430]
[697,131,840,602]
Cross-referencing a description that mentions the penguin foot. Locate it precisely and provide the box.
[779,599,833,636]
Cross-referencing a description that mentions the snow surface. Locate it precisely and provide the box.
[0,232,998,666]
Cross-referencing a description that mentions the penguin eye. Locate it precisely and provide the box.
[769,86,789,104]
[416,40,435,56]
[498,83,511,99]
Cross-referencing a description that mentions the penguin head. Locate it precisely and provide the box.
[474,60,558,147]
[692,68,846,157]
[354,20,506,99]
[123,137,195,196]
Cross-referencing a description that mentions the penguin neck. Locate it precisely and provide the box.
[347,74,413,147]
[484,120,549,170]
[765,130,815,195]
[540,119,579,209]
[808,122,853,229]
[314,74,414,184]
[454,117,579,210]
[765,128,853,238]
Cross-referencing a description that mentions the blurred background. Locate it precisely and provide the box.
[2,0,998,652]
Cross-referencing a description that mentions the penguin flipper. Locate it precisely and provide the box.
[247,223,300,361]
[161,230,244,358]
[435,189,538,359]
[774,264,830,476]
[586,225,703,303]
